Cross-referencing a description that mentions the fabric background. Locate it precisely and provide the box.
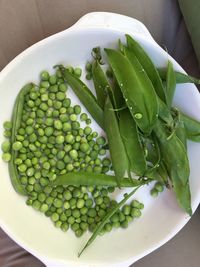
[0,0,199,266]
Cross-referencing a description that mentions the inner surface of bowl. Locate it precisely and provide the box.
[0,27,200,267]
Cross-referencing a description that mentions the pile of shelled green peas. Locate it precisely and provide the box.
[1,66,144,237]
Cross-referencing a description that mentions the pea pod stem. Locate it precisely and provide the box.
[9,83,33,195]
[52,172,142,187]
[60,67,104,130]
[78,184,144,257]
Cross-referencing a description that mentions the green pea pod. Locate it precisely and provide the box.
[9,83,33,195]
[119,109,147,175]
[105,48,158,134]
[145,167,166,183]
[92,61,108,109]
[78,184,144,256]
[158,98,174,128]
[60,67,104,130]
[92,60,117,109]
[158,68,200,84]
[175,120,187,148]
[52,172,141,187]
[104,95,129,186]
[126,34,166,102]
[180,112,200,142]
[153,119,192,215]
[157,161,169,185]
[111,78,125,109]
[166,61,176,108]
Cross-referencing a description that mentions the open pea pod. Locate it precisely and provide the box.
[119,109,147,176]
[9,83,33,196]
[158,68,200,84]
[60,67,104,130]
[126,34,166,103]
[166,61,176,108]
[153,119,192,215]
[105,48,158,134]
[180,112,200,142]
[104,95,130,186]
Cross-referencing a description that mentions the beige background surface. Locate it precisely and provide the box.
[0,0,200,266]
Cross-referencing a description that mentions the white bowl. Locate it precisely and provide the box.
[0,12,200,267]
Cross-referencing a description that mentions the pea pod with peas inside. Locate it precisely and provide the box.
[52,172,142,187]
[9,83,34,196]
[125,34,166,103]
[105,48,158,134]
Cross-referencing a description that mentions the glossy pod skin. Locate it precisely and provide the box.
[9,83,33,195]
[60,67,104,130]
[126,34,166,103]
[119,109,147,175]
[104,95,130,185]
[92,60,111,109]
[153,119,192,215]
[105,48,158,134]
[52,172,141,187]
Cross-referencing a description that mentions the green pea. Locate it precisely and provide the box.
[2,152,11,162]
[74,67,82,78]
[55,135,65,144]
[54,120,62,130]
[12,141,22,151]
[3,121,12,130]
[59,83,68,92]
[1,141,11,153]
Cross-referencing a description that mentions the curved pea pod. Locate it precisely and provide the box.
[105,48,158,134]
[153,119,192,215]
[9,83,33,195]
[52,172,141,187]
[60,67,104,130]
[166,61,176,108]
[158,68,200,84]
[119,109,147,175]
[126,34,166,102]
[180,112,200,142]
[104,95,130,186]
